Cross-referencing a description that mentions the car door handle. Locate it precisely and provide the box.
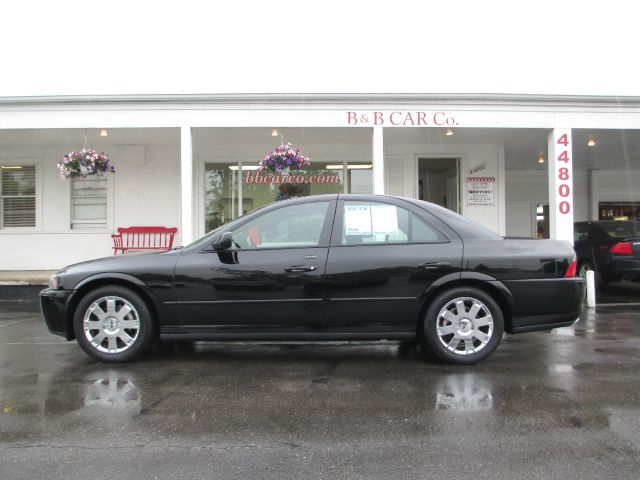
[284,265,317,273]
[419,261,450,270]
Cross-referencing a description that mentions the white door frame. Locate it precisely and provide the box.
[414,154,462,214]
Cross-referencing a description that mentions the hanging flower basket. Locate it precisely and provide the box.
[259,143,310,174]
[57,149,115,180]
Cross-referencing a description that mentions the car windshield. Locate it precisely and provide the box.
[600,222,640,239]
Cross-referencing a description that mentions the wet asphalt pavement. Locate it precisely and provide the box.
[1,291,639,480]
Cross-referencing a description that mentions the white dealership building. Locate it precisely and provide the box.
[1,93,640,270]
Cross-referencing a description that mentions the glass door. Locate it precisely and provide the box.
[204,162,242,233]
[417,157,460,213]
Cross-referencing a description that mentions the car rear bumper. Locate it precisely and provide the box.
[606,258,640,281]
[39,288,73,339]
[505,277,584,333]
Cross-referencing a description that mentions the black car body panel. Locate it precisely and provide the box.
[574,220,640,283]
[40,249,183,340]
[173,246,329,335]
[461,237,583,331]
[40,288,73,336]
[41,194,584,347]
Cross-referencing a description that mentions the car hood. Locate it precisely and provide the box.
[55,248,183,289]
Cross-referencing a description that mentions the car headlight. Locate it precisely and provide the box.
[49,274,60,290]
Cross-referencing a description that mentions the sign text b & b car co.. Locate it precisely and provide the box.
[346,111,458,127]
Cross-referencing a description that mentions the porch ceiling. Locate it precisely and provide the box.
[1,127,639,172]
[385,128,640,172]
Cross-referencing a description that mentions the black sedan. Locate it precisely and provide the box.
[574,220,640,286]
[41,194,584,365]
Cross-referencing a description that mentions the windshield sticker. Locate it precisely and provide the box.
[345,204,400,236]
[344,205,372,236]
[371,205,399,235]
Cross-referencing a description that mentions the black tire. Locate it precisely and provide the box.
[73,285,154,363]
[422,287,504,365]
[578,261,602,293]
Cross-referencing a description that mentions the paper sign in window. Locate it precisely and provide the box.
[344,205,372,235]
[371,205,399,235]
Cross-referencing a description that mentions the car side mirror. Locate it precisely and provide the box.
[214,232,233,250]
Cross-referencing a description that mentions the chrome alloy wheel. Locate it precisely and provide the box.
[435,296,494,356]
[83,296,141,354]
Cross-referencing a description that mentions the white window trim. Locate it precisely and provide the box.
[65,172,114,232]
[0,158,41,232]
[412,153,465,213]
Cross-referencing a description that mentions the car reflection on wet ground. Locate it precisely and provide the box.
[1,294,639,480]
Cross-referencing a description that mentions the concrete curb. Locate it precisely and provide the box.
[0,285,44,302]
[0,271,52,287]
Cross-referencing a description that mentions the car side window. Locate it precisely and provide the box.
[231,201,330,249]
[588,225,608,240]
[412,214,446,242]
[340,201,446,245]
[574,224,589,242]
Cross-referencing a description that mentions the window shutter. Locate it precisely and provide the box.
[71,177,107,229]
[385,158,405,196]
[1,166,36,228]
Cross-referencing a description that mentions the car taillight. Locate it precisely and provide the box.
[564,258,577,278]
[609,242,633,255]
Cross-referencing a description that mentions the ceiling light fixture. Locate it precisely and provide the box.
[271,128,278,137]
[587,136,596,147]
[99,129,108,137]
[445,128,454,136]
[538,155,545,164]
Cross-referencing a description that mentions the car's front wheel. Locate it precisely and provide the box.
[423,287,504,365]
[73,286,154,363]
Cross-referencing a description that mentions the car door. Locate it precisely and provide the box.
[173,198,336,336]
[323,197,463,336]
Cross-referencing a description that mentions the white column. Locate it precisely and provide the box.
[372,127,385,194]
[548,128,574,244]
[180,126,194,245]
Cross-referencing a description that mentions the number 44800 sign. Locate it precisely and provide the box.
[555,132,572,215]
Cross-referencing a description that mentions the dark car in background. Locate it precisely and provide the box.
[574,220,640,286]
[41,194,584,365]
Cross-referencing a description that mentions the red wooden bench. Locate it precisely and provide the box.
[111,226,178,255]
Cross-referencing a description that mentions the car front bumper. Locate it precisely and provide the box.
[40,288,74,339]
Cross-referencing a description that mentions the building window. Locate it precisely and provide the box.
[71,177,107,229]
[1,165,36,228]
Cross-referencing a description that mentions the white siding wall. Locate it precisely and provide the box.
[0,145,180,270]
[385,142,505,235]
[505,170,589,237]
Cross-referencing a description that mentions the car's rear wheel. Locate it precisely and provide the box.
[423,287,504,365]
[73,286,154,363]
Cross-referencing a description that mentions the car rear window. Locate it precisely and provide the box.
[600,222,640,239]
[409,199,502,239]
